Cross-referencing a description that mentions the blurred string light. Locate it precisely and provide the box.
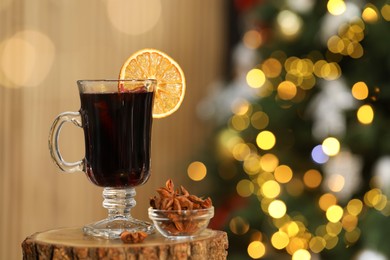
[194,2,390,259]
[303,169,322,189]
[357,104,374,124]
[292,249,311,260]
[327,19,365,59]
[274,165,293,183]
[247,68,266,88]
[277,10,303,39]
[243,30,263,49]
[256,130,276,150]
[247,241,266,259]
[381,4,390,21]
[322,137,340,156]
[351,81,369,100]
[362,4,379,23]
[327,0,347,16]
[187,161,207,181]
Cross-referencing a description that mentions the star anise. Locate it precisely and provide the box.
[150,179,212,211]
[120,231,147,243]
[149,179,213,235]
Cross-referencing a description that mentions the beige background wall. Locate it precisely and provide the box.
[0,0,226,259]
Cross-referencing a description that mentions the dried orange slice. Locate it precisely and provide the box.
[119,48,185,118]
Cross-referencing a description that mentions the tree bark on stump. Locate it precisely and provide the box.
[21,227,228,260]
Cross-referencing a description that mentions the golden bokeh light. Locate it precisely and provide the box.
[319,193,338,211]
[272,214,291,229]
[327,35,364,59]
[243,30,263,49]
[322,137,340,156]
[327,0,346,16]
[292,249,311,260]
[106,0,161,35]
[357,104,374,124]
[344,228,361,244]
[327,174,345,192]
[364,188,388,211]
[268,200,287,219]
[327,20,365,59]
[256,131,276,150]
[373,195,387,211]
[187,161,207,181]
[217,130,244,158]
[231,98,251,115]
[237,179,255,197]
[277,10,303,39]
[326,205,344,223]
[326,221,342,236]
[251,111,270,130]
[315,225,327,237]
[232,143,251,161]
[247,68,266,88]
[309,236,326,253]
[230,114,250,131]
[261,180,281,199]
[327,35,342,54]
[274,165,293,184]
[313,60,327,77]
[0,30,55,88]
[271,231,290,249]
[352,81,369,100]
[260,153,279,172]
[362,4,379,23]
[230,216,250,235]
[286,178,304,196]
[262,58,282,78]
[324,234,339,249]
[286,237,308,256]
[381,4,390,21]
[282,221,301,237]
[347,199,363,216]
[347,42,364,59]
[256,172,275,188]
[247,241,266,259]
[244,154,262,175]
[340,22,365,41]
[303,169,322,189]
[341,214,358,232]
[277,81,297,100]
[320,62,341,80]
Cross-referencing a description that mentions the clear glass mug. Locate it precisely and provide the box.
[48,79,156,238]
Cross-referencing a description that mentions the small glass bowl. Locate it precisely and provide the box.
[148,206,214,239]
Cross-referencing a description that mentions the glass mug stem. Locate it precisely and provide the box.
[48,111,84,173]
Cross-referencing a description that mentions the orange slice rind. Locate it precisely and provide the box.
[119,48,185,118]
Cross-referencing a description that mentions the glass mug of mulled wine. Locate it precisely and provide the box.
[48,79,156,239]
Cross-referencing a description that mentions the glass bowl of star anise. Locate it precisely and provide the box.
[148,179,214,239]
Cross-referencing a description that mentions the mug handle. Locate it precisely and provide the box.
[48,111,84,173]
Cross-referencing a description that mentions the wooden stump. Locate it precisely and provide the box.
[22,227,228,260]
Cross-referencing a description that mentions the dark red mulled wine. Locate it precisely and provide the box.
[80,90,154,188]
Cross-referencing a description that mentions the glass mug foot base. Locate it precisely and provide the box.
[83,216,155,239]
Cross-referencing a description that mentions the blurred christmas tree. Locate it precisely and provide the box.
[192,0,390,259]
